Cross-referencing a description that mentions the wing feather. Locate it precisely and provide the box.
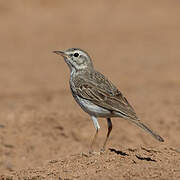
[73,70,138,120]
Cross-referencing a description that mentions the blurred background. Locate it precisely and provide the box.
[1,0,179,94]
[0,0,180,173]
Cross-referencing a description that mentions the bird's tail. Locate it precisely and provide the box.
[131,120,164,142]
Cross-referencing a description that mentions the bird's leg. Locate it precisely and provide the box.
[90,129,98,153]
[101,118,112,152]
[89,116,100,153]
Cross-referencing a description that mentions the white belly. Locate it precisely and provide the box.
[75,96,112,117]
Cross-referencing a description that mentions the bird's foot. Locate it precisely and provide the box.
[81,150,100,157]
[89,150,101,155]
[81,148,107,157]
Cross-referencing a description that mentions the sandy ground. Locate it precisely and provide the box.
[0,0,180,179]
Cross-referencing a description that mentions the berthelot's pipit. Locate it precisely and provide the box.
[53,48,164,152]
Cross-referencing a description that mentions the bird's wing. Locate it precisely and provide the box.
[73,71,138,120]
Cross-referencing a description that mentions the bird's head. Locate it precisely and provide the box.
[53,48,94,72]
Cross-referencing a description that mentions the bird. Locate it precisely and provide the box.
[53,48,164,152]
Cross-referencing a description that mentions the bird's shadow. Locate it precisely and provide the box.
[109,148,129,156]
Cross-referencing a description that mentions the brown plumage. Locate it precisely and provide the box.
[53,48,164,152]
[73,70,137,120]
[72,70,164,143]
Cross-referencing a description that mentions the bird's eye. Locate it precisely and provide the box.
[74,53,79,57]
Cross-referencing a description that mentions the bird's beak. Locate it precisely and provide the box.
[53,51,68,58]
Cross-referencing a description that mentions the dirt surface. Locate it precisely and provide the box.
[0,1,180,179]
